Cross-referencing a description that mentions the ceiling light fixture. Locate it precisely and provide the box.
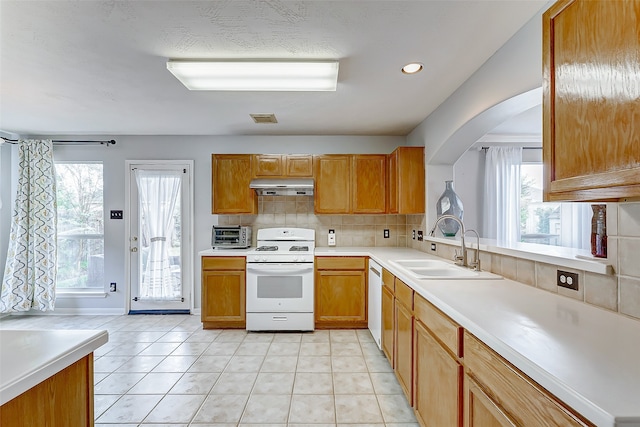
[167,59,339,91]
[402,62,424,74]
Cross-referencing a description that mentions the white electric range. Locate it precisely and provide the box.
[245,227,315,331]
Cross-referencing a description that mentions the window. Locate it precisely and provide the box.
[520,163,590,250]
[55,163,104,290]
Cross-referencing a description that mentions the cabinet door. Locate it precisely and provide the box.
[201,270,246,327]
[388,151,398,213]
[543,0,640,201]
[414,320,462,427]
[211,154,257,214]
[465,376,516,427]
[352,154,386,214]
[388,147,425,213]
[395,300,414,404]
[315,269,367,327]
[252,154,283,177]
[286,155,314,177]
[381,284,395,366]
[314,155,351,214]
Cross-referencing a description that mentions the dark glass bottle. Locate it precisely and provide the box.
[590,204,607,258]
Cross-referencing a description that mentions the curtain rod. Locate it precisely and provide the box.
[0,137,116,147]
[481,146,541,151]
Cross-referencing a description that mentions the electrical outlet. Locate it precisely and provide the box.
[110,210,123,220]
[412,230,416,240]
[557,270,579,291]
[383,229,390,238]
[417,230,423,241]
[109,282,117,292]
[430,243,436,251]
[328,229,336,246]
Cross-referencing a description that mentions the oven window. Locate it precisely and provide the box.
[256,276,303,298]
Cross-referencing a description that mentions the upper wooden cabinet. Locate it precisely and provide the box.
[252,154,284,177]
[388,146,425,213]
[352,154,387,214]
[252,154,314,178]
[212,154,257,214]
[286,155,314,177]
[314,155,352,214]
[314,154,387,214]
[543,0,640,201]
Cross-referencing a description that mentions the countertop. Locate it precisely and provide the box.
[0,329,109,405]
[314,247,640,427]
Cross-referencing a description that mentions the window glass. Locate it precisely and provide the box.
[55,163,104,289]
[520,163,590,250]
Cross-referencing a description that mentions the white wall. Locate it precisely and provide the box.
[407,5,548,228]
[453,149,484,234]
[1,135,404,313]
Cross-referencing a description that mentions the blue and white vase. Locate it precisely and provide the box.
[436,180,464,236]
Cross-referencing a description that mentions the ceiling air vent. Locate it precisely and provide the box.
[250,113,278,124]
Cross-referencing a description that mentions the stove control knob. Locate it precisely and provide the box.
[293,257,299,262]
[253,256,260,262]
[262,257,267,262]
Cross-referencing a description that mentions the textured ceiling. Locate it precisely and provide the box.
[0,1,547,137]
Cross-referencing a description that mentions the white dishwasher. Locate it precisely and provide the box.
[368,259,382,349]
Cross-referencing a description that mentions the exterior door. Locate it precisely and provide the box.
[128,162,192,313]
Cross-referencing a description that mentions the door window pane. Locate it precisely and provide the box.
[56,163,104,289]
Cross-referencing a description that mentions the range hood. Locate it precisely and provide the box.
[249,178,314,196]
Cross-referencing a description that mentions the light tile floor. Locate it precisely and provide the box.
[0,314,419,427]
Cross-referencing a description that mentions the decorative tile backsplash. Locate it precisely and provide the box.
[219,199,640,321]
[217,196,407,247]
[407,203,640,322]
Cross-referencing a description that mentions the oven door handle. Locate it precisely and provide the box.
[246,265,314,275]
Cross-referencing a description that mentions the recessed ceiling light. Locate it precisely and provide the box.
[167,59,339,91]
[402,62,424,74]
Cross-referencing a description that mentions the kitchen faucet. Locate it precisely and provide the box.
[429,215,481,271]
[463,229,481,271]
[429,215,467,267]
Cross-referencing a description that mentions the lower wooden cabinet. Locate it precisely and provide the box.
[378,280,594,427]
[463,332,594,427]
[201,256,246,329]
[465,376,517,427]
[0,355,94,427]
[414,319,463,427]
[394,278,414,404]
[315,256,368,329]
[381,269,395,365]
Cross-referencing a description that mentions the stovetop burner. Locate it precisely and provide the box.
[255,245,278,252]
[289,245,309,252]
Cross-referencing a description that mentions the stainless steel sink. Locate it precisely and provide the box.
[388,259,501,280]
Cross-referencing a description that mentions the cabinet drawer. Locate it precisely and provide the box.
[382,268,395,292]
[316,256,366,270]
[464,332,593,427]
[394,279,413,310]
[415,293,461,358]
[202,256,246,271]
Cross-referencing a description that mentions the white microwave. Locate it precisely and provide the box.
[211,226,251,249]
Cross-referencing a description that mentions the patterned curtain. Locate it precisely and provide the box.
[1,140,57,312]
